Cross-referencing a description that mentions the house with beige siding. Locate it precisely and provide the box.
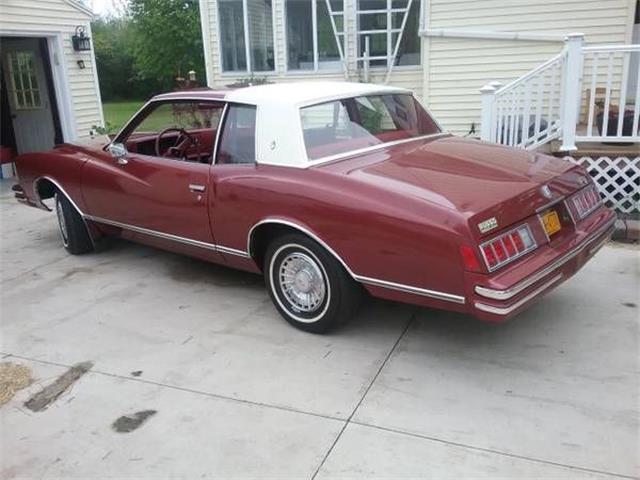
[0,0,103,177]
[198,0,638,136]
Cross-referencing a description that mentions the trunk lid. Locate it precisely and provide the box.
[318,135,590,238]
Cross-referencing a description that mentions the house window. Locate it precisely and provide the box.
[356,0,420,67]
[219,0,275,72]
[7,51,42,110]
[286,0,345,71]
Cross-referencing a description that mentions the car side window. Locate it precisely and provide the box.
[122,101,224,163]
[216,105,257,165]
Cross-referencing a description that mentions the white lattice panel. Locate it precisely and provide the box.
[563,156,640,214]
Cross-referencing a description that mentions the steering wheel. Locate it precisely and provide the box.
[155,127,197,159]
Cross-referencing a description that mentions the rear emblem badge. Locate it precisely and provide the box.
[478,217,498,234]
[540,185,553,199]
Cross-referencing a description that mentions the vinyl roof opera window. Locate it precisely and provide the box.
[356,0,420,68]
[218,0,275,72]
[286,0,346,71]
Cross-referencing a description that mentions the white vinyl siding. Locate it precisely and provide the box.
[0,0,103,140]
[424,0,635,135]
[201,0,635,135]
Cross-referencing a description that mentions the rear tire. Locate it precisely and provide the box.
[55,191,93,255]
[264,233,362,333]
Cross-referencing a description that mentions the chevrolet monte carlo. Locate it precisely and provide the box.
[13,82,615,332]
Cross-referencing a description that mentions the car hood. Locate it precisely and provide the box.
[318,135,589,235]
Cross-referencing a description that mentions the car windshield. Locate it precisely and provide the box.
[300,94,440,160]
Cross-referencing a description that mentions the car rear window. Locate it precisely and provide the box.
[300,94,440,160]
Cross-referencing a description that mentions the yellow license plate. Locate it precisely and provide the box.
[542,210,561,236]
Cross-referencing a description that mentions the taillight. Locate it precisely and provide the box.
[460,244,481,272]
[571,185,601,219]
[479,224,537,272]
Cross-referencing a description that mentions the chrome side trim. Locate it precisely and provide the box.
[247,218,466,305]
[475,274,563,315]
[475,217,615,301]
[248,218,358,276]
[354,275,466,304]
[216,245,251,258]
[83,214,251,258]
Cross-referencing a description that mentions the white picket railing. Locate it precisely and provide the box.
[480,34,640,151]
[480,52,566,149]
[580,45,640,144]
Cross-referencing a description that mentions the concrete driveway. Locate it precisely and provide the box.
[1,181,638,479]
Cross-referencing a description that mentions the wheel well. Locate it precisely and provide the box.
[249,223,302,271]
[35,178,56,201]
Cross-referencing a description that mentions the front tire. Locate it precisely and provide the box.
[55,192,93,255]
[264,234,361,333]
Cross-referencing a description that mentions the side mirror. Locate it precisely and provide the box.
[108,143,128,165]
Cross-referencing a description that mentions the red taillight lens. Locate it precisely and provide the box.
[493,241,507,262]
[480,224,537,272]
[459,245,481,272]
[571,185,601,219]
[481,244,497,268]
[510,232,524,252]
[503,235,517,256]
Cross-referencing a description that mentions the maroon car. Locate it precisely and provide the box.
[12,82,615,332]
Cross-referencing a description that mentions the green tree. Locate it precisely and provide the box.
[93,17,133,100]
[129,0,206,90]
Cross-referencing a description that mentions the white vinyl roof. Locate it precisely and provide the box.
[225,81,409,108]
[225,81,413,168]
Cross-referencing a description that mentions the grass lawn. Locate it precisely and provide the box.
[102,101,144,133]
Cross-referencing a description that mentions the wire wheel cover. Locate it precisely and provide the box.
[278,251,327,313]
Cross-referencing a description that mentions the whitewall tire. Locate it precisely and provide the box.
[264,233,362,333]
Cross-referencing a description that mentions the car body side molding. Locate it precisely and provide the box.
[82,214,252,258]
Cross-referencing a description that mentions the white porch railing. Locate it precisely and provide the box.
[480,34,640,151]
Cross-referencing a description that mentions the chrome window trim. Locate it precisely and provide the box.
[475,216,615,301]
[479,223,537,273]
[110,97,230,150]
[305,132,449,166]
[247,218,465,304]
[475,274,564,315]
[211,103,229,164]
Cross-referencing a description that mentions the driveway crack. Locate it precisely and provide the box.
[310,309,417,480]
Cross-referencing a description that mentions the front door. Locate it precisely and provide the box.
[81,100,224,250]
[1,38,57,154]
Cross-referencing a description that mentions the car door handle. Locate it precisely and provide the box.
[189,184,206,192]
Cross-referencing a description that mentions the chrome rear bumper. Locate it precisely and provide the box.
[474,216,616,304]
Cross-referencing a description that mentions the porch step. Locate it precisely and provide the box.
[550,140,639,158]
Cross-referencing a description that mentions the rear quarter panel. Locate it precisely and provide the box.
[211,164,471,303]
